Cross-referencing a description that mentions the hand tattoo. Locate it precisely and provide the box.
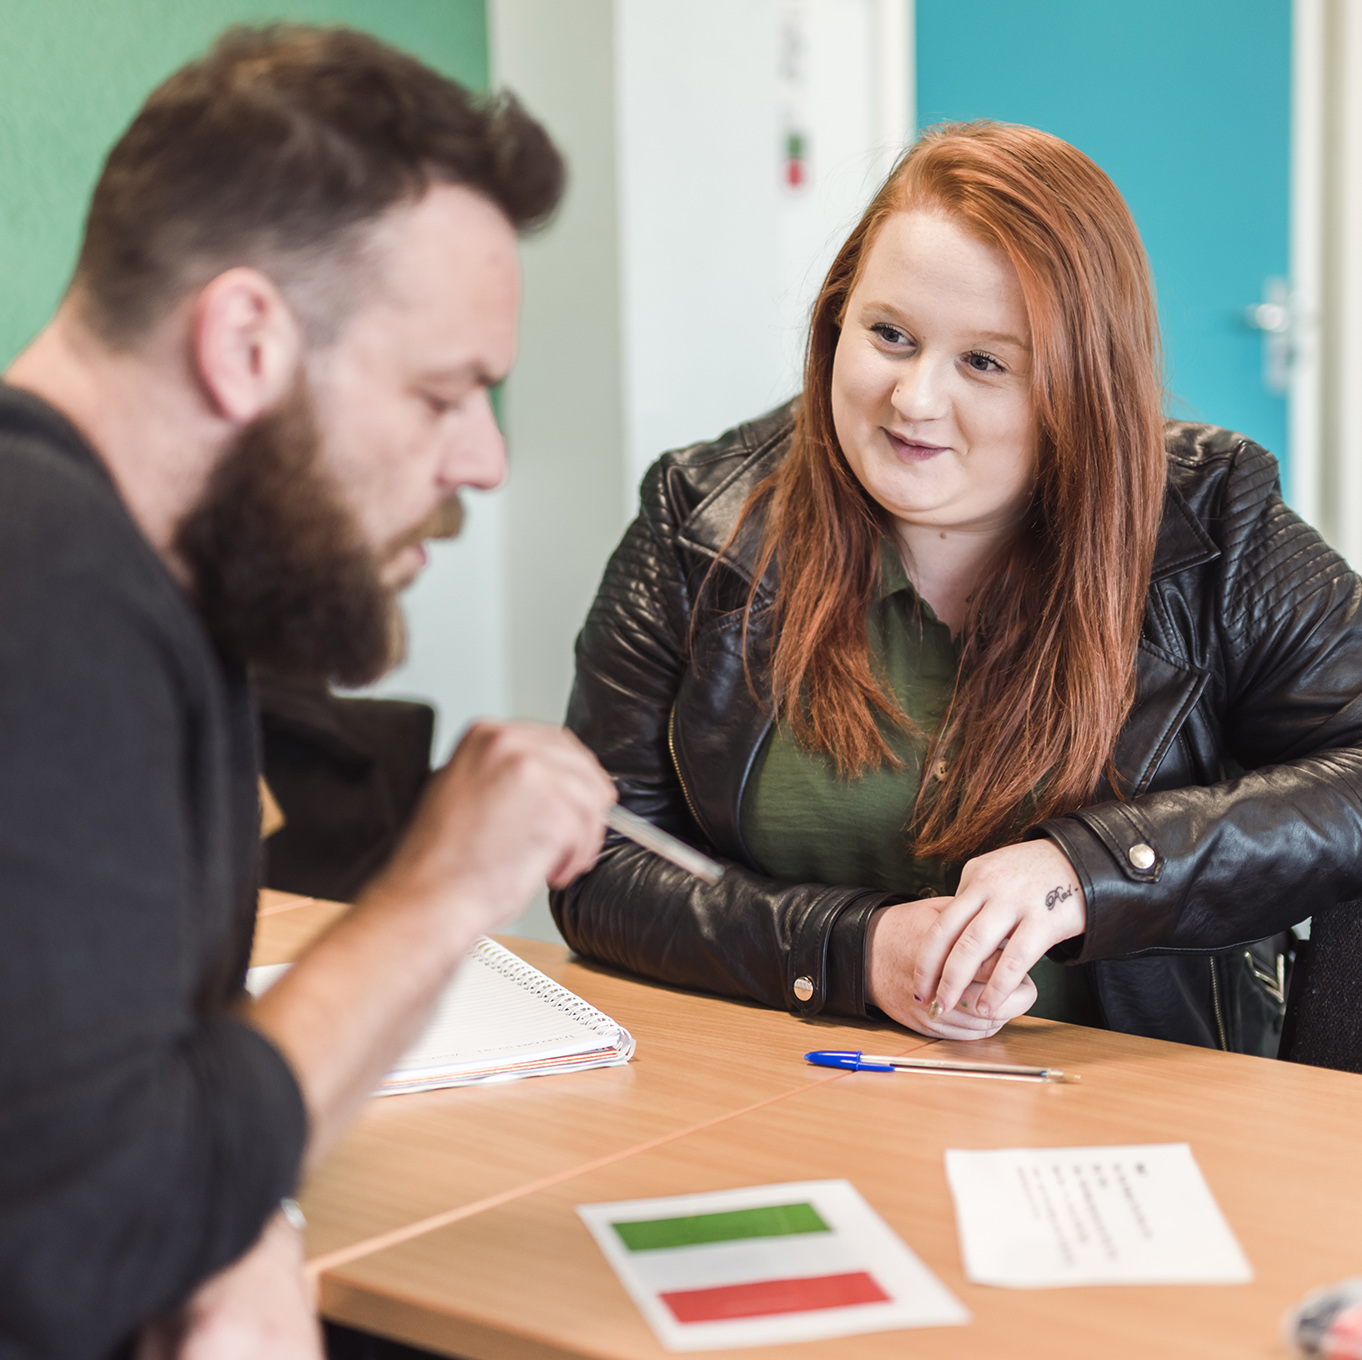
[1044,884,1077,912]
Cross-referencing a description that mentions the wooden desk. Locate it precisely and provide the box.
[258,896,1362,1357]
[252,896,929,1263]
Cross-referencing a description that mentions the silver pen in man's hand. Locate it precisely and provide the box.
[604,804,725,886]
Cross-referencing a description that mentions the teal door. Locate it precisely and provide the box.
[916,0,1291,480]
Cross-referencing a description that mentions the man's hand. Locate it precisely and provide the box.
[866,899,1037,1037]
[249,720,617,1167]
[911,840,1086,1022]
[136,1213,319,1360]
[371,720,618,946]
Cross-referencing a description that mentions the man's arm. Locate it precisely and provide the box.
[0,533,308,1357]
[0,461,612,1356]
[249,719,615,1168]
[136,1213,319,1360]
[152,722,614,1360]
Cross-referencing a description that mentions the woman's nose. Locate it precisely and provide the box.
[891,358,949,423]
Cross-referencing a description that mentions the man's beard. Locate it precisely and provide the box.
[173,380,397,687]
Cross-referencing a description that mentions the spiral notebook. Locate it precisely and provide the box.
[247,937,636,1096]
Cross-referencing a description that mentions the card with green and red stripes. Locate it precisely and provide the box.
[578,1179,967,1350]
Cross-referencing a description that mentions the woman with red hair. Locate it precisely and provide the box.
[553,121,1362,1051]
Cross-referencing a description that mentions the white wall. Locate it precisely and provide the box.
[773,0,914,399]
[492,0,630,730]
[488,0,629,940]
[370,0,912,939]
[365,495,507,761]
[615,0,914,487]
[614,0,788,486]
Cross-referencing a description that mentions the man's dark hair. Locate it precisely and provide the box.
[73,23,564,345]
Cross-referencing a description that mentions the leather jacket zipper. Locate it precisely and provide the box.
[667,703,707,835]
[1208,956,1229,1050]
[1245,948,1286,1005]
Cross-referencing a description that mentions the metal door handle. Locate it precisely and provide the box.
[1242,276,1292,395]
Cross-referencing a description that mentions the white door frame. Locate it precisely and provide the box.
[1296,0,1362,561]
[1290,0,1323,526]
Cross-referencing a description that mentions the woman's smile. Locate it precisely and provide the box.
[885,430,950,462]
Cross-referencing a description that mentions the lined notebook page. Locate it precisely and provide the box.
[246,937,635,1094]
[393,937,630,1073]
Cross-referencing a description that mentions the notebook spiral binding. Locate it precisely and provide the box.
[472,937,624,1038]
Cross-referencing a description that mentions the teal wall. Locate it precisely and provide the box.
[0,0,488,365]
[917,0,1291,470]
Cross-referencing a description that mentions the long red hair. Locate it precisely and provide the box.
[741,121,1165,860]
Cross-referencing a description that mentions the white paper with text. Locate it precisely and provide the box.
[945,1143,1252,1288]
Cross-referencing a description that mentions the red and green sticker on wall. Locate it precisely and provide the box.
[784,129,808,188]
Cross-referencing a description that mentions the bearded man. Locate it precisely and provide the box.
[0,25,614,1359]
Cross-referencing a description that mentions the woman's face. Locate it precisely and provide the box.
[831,210,1036,541]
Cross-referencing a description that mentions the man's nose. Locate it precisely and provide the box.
[442,388,508,492]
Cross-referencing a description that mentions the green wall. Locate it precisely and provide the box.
[0,0,488,365]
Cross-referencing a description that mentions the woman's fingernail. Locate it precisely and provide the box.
[975,1001,991,1018]
[927,999,943,1020]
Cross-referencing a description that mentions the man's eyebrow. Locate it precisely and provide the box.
[419,362,506,388]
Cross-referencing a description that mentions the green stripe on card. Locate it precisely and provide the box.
[612,1202,829,1251]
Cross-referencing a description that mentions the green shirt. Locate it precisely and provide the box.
[740,536,1101,1027]
[742,537,959,898]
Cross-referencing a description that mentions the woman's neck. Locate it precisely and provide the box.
[889,518,1012,635]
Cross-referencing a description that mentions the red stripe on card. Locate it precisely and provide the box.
[660,1270,889,1323]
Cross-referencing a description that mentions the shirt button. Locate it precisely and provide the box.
[1128,843,1156,871]
[793,976,815,1002]
[933,760,949,781]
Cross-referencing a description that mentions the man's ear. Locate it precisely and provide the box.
[191,268,304,423]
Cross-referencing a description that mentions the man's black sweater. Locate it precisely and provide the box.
[0,384,306,1358]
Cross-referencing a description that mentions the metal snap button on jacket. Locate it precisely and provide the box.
[793,976,814,1002]
[1128,843,1156,871]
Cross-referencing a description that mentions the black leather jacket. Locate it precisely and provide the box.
[554,402,1362,1053]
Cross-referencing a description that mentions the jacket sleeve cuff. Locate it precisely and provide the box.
[1025,802,1168,961]
[824,893,899,1016]
[789,889,900,1018]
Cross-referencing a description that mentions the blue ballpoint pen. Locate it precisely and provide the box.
[805,1049,1080,1083]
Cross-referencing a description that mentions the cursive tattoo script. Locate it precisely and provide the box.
[1044,884,1077,912]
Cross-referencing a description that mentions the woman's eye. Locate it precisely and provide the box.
[870,323,911,346]
[965,350,1004,374]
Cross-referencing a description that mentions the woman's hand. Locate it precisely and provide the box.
[912,840,1086,1022]
[866,899,1038,1037]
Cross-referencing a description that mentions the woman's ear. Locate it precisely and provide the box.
[191,267,303,423]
